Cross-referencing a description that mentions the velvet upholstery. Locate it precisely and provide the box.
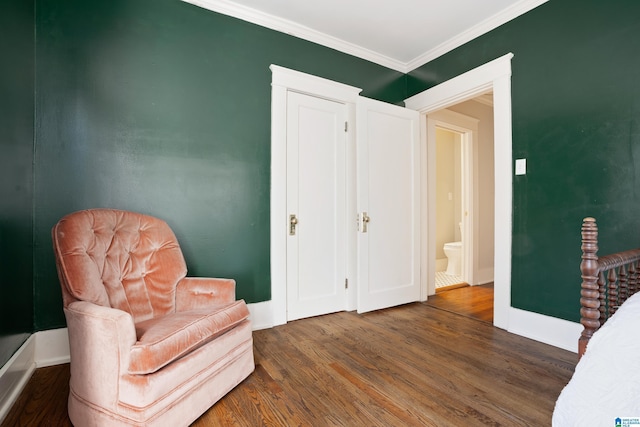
[52,209,254,426]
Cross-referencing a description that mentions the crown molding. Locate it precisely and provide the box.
[182,0,548,74]
[181,0,407,73]
[406,0,549,71]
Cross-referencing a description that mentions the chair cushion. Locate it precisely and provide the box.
[129,300,249,375]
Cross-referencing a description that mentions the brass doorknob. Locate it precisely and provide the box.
[360,212,370,233]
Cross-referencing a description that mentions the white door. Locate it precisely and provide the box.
[286,91,347,321]
[356,97,421,313]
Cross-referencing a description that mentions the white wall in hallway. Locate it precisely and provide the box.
[435,128,461,266]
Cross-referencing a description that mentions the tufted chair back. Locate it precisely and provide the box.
[52,209,188,323]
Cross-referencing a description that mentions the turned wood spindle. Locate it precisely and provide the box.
[597,272,606,323]
[618,265,628,306]
[629,261,638,297]
[579,217,600,358]
[608,269,619,317]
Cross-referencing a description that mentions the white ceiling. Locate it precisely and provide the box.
[183,0,548,73]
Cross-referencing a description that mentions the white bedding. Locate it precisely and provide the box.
[553,292,640,426]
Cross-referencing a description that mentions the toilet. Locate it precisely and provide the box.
[443,241,462,276]
[443,222,463,276]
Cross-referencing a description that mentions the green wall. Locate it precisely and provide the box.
[34,0,406,330]
[19,0,636,334]
[0,0,35,366]
[408,0,640,322]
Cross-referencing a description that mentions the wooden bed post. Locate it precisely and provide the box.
[579,217,600,357]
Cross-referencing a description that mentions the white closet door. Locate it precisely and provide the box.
[286,91,347,321]
[356,97,421,313]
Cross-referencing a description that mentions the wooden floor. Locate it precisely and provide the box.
[2,286,576,426]
[430,283,494,323]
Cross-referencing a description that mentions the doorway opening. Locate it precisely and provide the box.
[429,107,483,292]
[430,98,495,322]
[434,127,465,291]
[405,52,513,330]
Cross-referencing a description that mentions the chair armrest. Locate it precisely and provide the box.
[175,277,236,311]
[64,301,136,411]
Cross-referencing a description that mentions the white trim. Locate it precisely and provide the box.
[406,0,549,70]
[405,53,513,330]
[405,54,513,112]
[181,0,547,73]
[270,65,362,102]
[418,113,431,300]
[0,335,36,425]
[247,300,274,330]
[35,328,70,368]
[508,308,581,353]
[270,75,288,327]
[182,0,406,72]
[475,267,495,286]
[270,65,362,326]
[0,328,72,423]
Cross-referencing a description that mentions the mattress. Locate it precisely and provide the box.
[552,292,640,426]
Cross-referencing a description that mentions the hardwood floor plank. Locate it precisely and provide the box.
[2,286,576,426]
[393,305,570,425]
[319,314,461,425]
[328,309,537,426]
[1,364,72,427]
[429,283,494,323]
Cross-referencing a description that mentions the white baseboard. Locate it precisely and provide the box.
[0,335,36,425]
[247,300,274,330]
[35,328,71,368]
[475,267,495,285]
[508,307,582,353]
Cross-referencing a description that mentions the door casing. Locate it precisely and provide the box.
[270,65,361,326]
[405,52,513,330]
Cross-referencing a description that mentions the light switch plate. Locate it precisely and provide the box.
[515,158,526,175]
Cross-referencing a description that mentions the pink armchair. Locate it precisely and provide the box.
[52,209,254,426]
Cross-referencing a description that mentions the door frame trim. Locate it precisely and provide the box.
[270,65,362,326]
[405,52,513,329]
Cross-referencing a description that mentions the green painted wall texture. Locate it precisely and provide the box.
[0,0,35,366]
[34,0,406,330]
[6,0,640,340]
[408,0,640,321]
